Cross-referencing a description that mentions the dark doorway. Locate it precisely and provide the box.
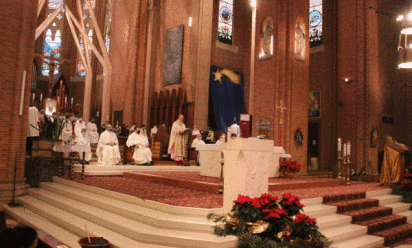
[307,122,320,171]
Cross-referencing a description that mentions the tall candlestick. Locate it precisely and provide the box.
[65,96,67,107]
[32,93,35,104]
[338,138,342,151]
[96,111,99,117]
[40,94,43,104]
[347,141,351,155]
[57,96,60,111]
[343,144,347,158]
[71,98,74,107]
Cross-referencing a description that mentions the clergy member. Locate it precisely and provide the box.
[168,114,187,161]
[96,124,121,166]
[127,128,152,165]
[74,116,87,139]
[191,133,205,148]
[228,119,241,141]
[60,115,73,142]
[75,127,92,162]
[87,119,99,144]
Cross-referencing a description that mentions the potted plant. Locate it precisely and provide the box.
[208,193,330,247]
[280,161,301,179]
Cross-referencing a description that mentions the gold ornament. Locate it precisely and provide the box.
[247,220,269,234]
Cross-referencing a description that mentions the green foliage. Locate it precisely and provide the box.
[39,115,63,141]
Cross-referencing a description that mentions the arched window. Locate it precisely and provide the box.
[42,0,63,76]
[76,0,96,76]
[309,0,323,48]
[217,0,234,45]
[104,0,114,53]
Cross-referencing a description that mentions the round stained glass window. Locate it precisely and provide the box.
[220,7,232,23]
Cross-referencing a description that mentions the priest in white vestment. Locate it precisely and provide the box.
[27,106,40,137]
[75,128,92,162]
[228,119,241,141]
[87,119,99,144]
[168,114,187,161]
[60,116,73,142]
[215,134,226,145]
[96,125,121,166]
[74,117,87,138]
[191,133,205,148]
[127,128,152,165]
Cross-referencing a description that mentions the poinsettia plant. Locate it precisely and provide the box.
[280,161,301,172]
[208,193,330,248]
[391,165,412,210]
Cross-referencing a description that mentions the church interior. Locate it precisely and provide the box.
[2,0,412,247]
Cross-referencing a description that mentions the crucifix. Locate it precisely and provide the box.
[276,100,287,146]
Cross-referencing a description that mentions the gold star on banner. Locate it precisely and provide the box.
[213,69,223,83]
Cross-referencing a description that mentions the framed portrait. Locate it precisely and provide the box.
[309,91,321,118]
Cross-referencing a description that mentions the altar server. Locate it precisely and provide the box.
[96,124,121,166]
[75,127,92,162]
[87,119,99,144]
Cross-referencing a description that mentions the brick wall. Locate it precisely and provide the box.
[0,0,37,201]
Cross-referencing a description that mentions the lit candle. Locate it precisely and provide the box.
[343,143,347,158]
[338,138,342,151]
[40,94,43,103]
[347,141,351,155]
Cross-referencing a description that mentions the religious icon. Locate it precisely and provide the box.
[259,16,274,60]
[309,91,320,118]
[295,17,306,61]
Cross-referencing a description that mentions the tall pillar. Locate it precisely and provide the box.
[0,0,38,204]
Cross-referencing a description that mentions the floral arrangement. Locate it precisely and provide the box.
[39,115,63,141]
[59,107,80,115]
[294,128,304,146]
[391,165,412,209]
[280,161,301,172]
[208,193,330,248]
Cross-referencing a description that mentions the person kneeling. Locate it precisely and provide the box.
[96,124,121,166]
[127,128,152,165]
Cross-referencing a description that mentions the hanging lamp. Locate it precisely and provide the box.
[397,2,412,68]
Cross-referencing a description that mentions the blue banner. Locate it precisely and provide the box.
[209,65,245,131]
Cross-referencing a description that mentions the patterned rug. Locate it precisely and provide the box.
[64,173,388,209]
[324,192,412,246]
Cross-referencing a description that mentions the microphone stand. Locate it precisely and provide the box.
[9,153,22,207]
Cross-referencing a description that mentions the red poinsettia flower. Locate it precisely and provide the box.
[251,197,262,208]
[294,213,316,225]
[263,208,288,220]
[234,195,253,204]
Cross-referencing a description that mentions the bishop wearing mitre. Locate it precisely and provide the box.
[96,124,121,166]
[126,127,152,165]
[168,114,187,161]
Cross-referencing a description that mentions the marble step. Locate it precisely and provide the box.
[321,224,367,243]
[398,210,412,223]
[303,204,337,218]
[370,195,403,206]
[14,196,174,248]
[385,202,411,215]
[2,204,82,248]
[53,177,220,218]
[40,182,215,233]
[396,245,412,248]
[316,213,352,229]
[366,189,393,198]
[23,189,237,248]
[331,234,384,248]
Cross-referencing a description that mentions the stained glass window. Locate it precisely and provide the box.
[309,0,323,48]
[76,0,96,76]
[218,0,234,45]
[104,0,114,53]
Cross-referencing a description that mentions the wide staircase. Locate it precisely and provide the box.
[2,178,412,248]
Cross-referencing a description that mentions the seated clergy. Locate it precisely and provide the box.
[74,116,87,139]
[127,128,152,164]
[87,119,99,144]
[96,124,121,166]
[60,115,73,142]
[191,133,205,148]
[75,128,92,162]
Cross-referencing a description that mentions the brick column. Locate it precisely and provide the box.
[0,0,38,204]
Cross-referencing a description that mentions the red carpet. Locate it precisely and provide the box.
[63,172,388,209]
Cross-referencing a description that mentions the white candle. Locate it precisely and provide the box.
[96,111,99,117]
[343,144,347,157]
[347,141,351,155]
[338,138,342,151]
[65,96,67,105]
[71,98,74,107]
[40,94,43,103]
